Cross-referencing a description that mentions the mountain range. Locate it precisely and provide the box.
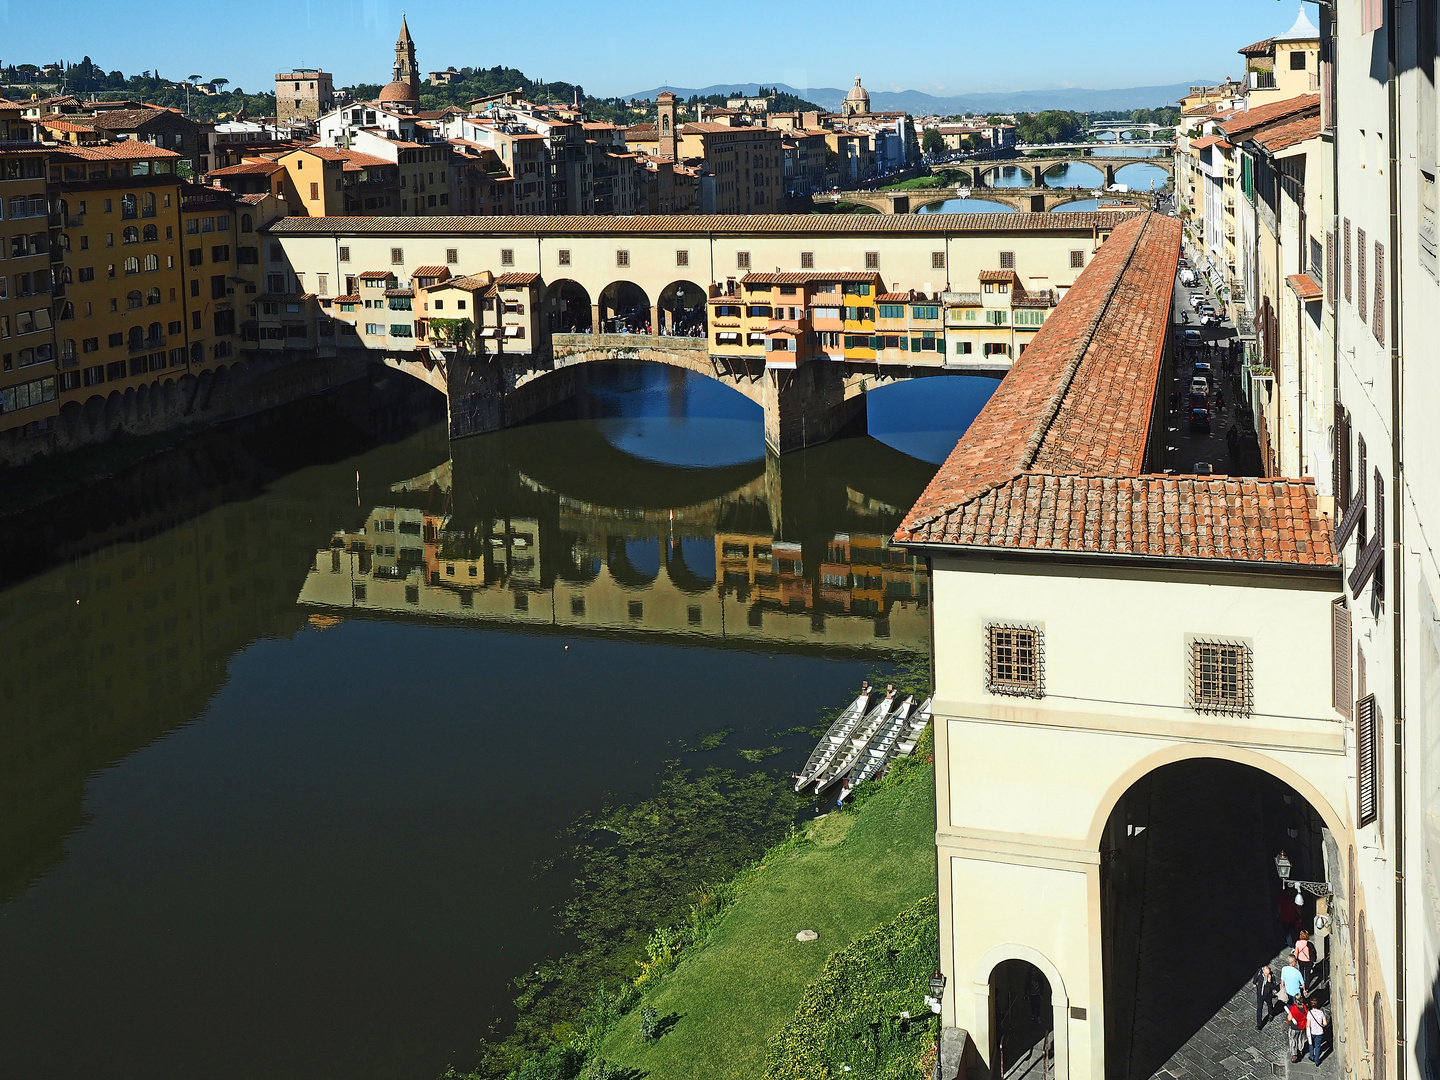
[624,81,1216,114]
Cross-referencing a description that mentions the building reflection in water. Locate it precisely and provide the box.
[299,439,931,655]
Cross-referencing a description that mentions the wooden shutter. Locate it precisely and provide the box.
[1327,231,1336,306]
[1332,598,1352,719]
[1345,219,1352,303]
[1334,405,1351,513]
[1357,693,1378,826]
[1358,228,1368,323]
[1361,0,1385,36]
[1374,241,1386,344]
[1350,469,1385,596]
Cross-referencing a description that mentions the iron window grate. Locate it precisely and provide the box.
[985,623,1044,698]
[1188,639,1253,716]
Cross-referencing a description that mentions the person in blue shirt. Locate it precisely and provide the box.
[1280,956,1305,1003]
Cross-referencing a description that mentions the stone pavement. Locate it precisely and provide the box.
[1146,956,1288,1080]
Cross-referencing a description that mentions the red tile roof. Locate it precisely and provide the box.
[358,270,395,280]
[1256,114,1322,152]
[1218,94,1320,142]
[894,212,1335,569]
[411,265,450,277]
[1287,272,1323,301]
[495,271,540,286]
[57,141,181,161]
[210,160,284,176]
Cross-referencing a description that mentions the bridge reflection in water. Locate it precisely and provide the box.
[298,425,934,656]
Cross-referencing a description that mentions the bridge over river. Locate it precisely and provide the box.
[269,212,1136,454]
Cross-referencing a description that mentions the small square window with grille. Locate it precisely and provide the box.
[865,251,880,269]
[932,251,946,269]
[617,249,630,268]
[558,249,571,266]
[801,251,814,268]
[736,251,751,269]
[338,246,350,262]
[391,247,404,265]
[1188,639,1253,715]
[985,624,1044,698]
[501,248,514,266]
[1000,251,1016,269]
[446,248,458,265]
[1070,250,1085,269]
[676,249,689,267]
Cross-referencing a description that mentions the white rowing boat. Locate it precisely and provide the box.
[837,695,917,802]
[814,689,901,796]
[893,696,933,758]
[794,683,870,792]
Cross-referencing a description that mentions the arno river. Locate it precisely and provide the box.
[0,365,995,1079]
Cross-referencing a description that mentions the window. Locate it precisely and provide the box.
[391,247,404,265]
[189,249,203,267]
[1331,598,1352,719]
[1358,227,1367,321]
[212,275,226,300]
[985,624,1043,698]
[309,182,320,201]
[878,304,905,319]
[676,249,689,267]
[121,193,137,219]
[1373,241,1385,344]
[800,251,814,269]
[1188,639,1252,715]
[1070,250,1085,269]
[736,251,750,270]
[1000,251,1015,269]
[146,287,161,306]
[338,246,350,262]
[212,245,230,263]
[558,249,571,266]
[616,249,630,268]
[864,251,879,269]
[126,290,143,310]
[143,255,158,272]
[123,226,140,244]
[1290,49,1308,70]
[1356,689,1384,830]
[1327,231,1335,305]
[446,248,458,265]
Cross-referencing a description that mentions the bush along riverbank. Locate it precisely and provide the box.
[443,661,934,1080]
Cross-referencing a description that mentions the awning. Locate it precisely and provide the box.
[503,325,522,338]
[478,328,498,338]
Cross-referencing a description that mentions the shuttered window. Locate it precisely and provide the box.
[1358,228,1368,323]
[1334,404,1351,513]
[1344,219,1352,302]
[1350,469,1385,598]
[1332,598,1352,719]
[1361,0,1385,35]
[1373,241,1385,344]
[1357,693,1379,827]
[1326,231,1335,306]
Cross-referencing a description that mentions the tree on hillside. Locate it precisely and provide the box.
[1015,110,1087,144]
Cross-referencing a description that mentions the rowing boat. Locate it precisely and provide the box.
[836,695,917,802]
[893,696,933,758]
[793,683,870,792]
[814,689,900,796]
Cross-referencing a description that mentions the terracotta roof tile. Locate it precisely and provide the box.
[358,270,395,280]
[410,265,450,277]
[495,271,541,285]
[1218,94,1320,142]
[1255,114,1322,152]
[56,141,181,162]
[894,212,1335,570]
[1287,272,1322,301]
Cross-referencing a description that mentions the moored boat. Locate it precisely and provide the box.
[794,682,870,792]
[893,696,933,758]
[814,689,902,795]
[837,695,917,801]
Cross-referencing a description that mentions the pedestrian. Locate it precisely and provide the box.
[1279,955,1306,1006]
[1217,388,1225,411]
[1307,999,1328,1065]
[1295,930,1315,988]
[1278,890,1301,946]
[1287,996,1309,1063]
[1027,970,1043,1024]
[1252,963,1277,1030]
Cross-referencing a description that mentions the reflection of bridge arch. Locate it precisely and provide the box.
[606,534,661,588]
[657,279,707,337]
[665,535,717,594]
[545,278,592,333]
[598,280,652,334]
[555,536,602,584]
[976,163,1033,186]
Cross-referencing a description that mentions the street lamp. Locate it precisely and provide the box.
[1275,850,1332,907]
[926,971,947,1080]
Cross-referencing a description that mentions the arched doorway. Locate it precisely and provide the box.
[1100,758,1333,1080]
[657,280,707,338]
[991,959,1055,1080]
[545,279,592,333]
[597,281,651,334]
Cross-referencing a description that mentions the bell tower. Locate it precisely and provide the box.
[392,15,420,97]
[657,91,677,160]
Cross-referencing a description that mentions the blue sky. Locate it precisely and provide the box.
[0,0,1317,98]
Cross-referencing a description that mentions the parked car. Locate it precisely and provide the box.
[1193,361,1213,380]
[1191,376,1210,396]
[1189,394,1211,431]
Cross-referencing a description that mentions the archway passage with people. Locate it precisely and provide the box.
[598,281,651,334]
[1100,758,1332,1080]
[656,280,707,338]
[990,959,1055,1080]
[544,279,592,333]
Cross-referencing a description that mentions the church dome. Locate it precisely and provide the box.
[378,79,419,104]
[846,76,870,106]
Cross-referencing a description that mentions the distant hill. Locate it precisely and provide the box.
[625,80,1218,114]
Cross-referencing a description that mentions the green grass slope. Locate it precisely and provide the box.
[599,744,935,1079]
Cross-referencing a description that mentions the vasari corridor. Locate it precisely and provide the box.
[0,5,1436,1080]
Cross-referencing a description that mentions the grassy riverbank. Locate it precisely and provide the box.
[595,725,936,1080]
